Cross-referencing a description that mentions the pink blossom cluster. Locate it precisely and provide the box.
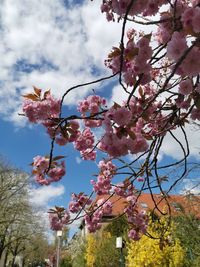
[23,89,60,123]
[77,95,106,127]
[23,88,81,146]
[145,1,200,45]
[156,0,187,44]
[156,12,174,44]
[125,195,148,240]
[49,210,70,231]
[167,31,200,77]
[84,199,112,233]
[91,159,116,195]
[181,5,200,34]
[105,34,153,86]
[69,193,92,213]
[191,108,200,121]
[74,127,96,160]
[32,155,65,185]
[84,210,103,233]
[44,120,80,146]
[113,181,148,239]
[160,2,200,77]
[179,79,193,96]
[101,0,167,21]
[98,86,167,157]
[127,210,148,240]
[98,116,149,158]
[114,180,136,197]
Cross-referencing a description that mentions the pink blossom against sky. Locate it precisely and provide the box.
[1,0,200,236]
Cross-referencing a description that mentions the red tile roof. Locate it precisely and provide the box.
[95,193,200,218]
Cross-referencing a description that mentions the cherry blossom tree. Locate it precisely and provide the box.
[22,0,200,240]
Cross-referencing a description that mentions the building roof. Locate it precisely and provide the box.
[95,193,200,218]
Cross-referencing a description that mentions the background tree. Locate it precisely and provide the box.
[173,214,200,267]
[0,160,50,267]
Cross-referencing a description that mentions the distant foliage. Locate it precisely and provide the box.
[173,215,200,266]
[105,215,129,237]
[85,231,121,267]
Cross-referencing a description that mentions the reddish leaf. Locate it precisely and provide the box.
[53,155,65,161]
[138,86,143,97]
[33,86,42,97]
[144,33,152,41]
[67,127,75,134]
[43,89,51,99]
[55,206,65,212]
[48,208,57,213]
[113,102,121,109]
[23,94,39,101]
[108,47,121,59]
[125,47,139,60]
[127,129,136,140]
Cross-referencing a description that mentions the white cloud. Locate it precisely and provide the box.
[29,184,65,206]
[181,179,200,195]
[75,156,82,164]
[109,84,129,106]
[160,123,200,160]
[0,0,121,125]
[28,184,65,242]
[1,0,200,162]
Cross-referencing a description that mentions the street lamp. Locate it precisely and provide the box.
[116,237,125,267]
[56,230,62,267]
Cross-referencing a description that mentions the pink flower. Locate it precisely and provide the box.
[74,128,95,151]
[179,79,193,95]
[128,229,140,240]
[192,7,200,33]
[32,155,66,185]
[49,210,70,231]
[69,193,92,213]
[181,7,200,33]
[181,47,200,77]
[167,32,187,61]
[81,149,96,161]
[77,95,106,128]
[23,90,60,123]
[129,136,149,154]
[112,107,132,126]
[181,7,195,31]
[137,177,145,182]
[191,108,200,120]
[97,199,113,215]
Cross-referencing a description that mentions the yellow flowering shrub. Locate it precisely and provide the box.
[126,216,186,267]
[85,234,97,267]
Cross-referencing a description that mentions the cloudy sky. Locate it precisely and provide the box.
[0,0,200,236]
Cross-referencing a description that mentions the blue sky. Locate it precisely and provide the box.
[1,0,200,236]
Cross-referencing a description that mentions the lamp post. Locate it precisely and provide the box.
[116,237,125,267]
[56,230,62,267]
